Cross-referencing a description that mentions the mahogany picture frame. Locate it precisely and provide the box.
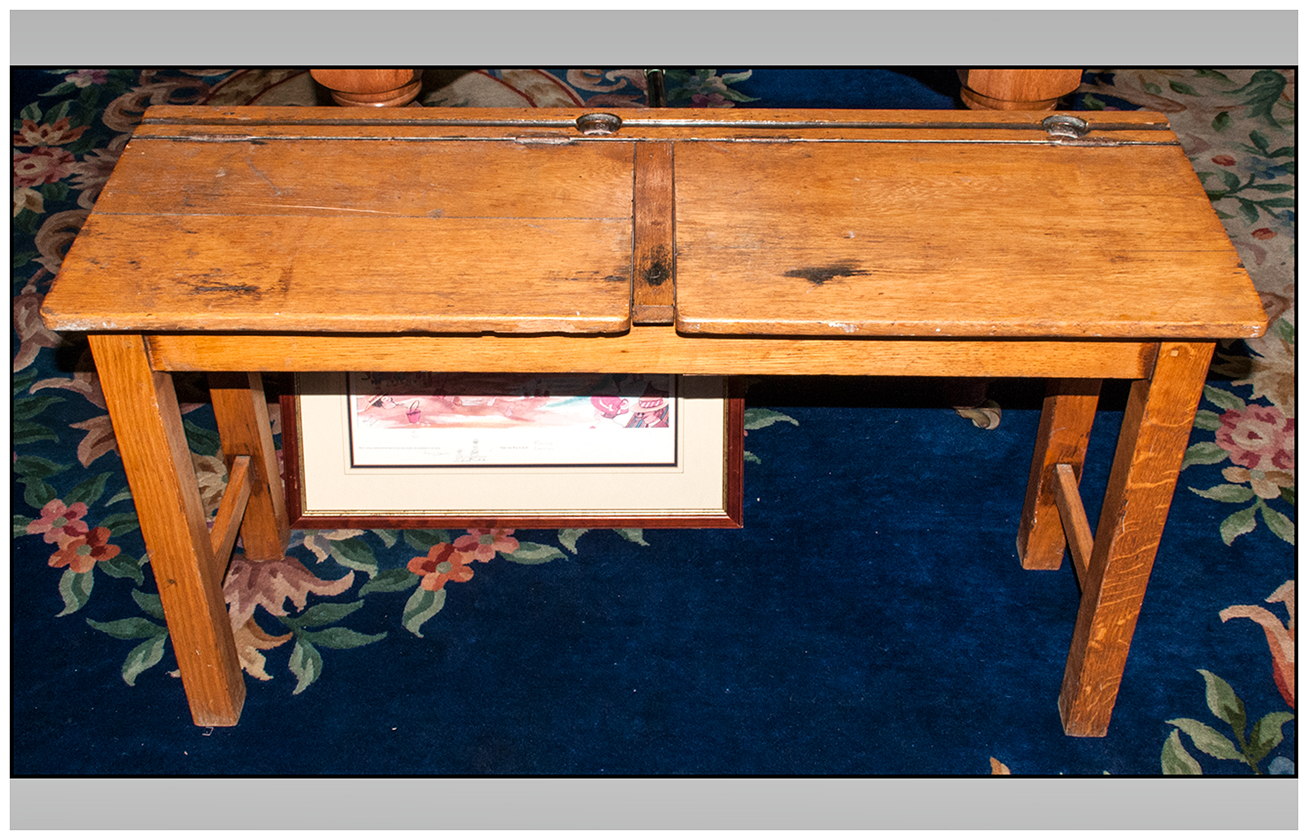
[279,374,744,530]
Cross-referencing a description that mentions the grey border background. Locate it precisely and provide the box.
[8,7,1299,832]
[9,9,1300,65]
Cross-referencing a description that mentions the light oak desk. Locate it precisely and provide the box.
[41,107,1267,736]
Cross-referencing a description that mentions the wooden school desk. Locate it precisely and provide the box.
[40,107,1267,736]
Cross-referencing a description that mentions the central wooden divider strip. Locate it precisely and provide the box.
[632,142,676,324]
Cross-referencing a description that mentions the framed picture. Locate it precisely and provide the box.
[280,372,743,529]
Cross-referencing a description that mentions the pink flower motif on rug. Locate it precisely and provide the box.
[13,117,88,147]
[26,499,90,545]
[13,147,76,187]
[409,543,477,591]
[453,529,519,563]
[48,526,119,574]
[64,69,108,88]
[1215,404,1294,472]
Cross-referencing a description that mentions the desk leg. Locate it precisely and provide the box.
[1017,378,1102,569]
[210,373,290,560]
[1059,341,1214,737]
[89,334,245,726]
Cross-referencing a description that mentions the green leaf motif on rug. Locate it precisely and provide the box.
[56,569,93,616]
[503,541,566,564]
[1191,483,1255,504]
[14,454,70,481]
[327,536,379,579]
[1166,718,1245,762]
[289,637,324,695]
[359,567,419,596]
[282,599,367,630]
[121,634,169,687]
[370,528,399,548]
[131,588,166,621]
[404,529,451,553]
[98,553,145,587]
[1163,670,1295,774]
[743,408,799,431]
[13,394,64,421]
[1219,505,1259,546]
[1160,730,1203,775]
[86,609,170,685]
[181,419,223,457]
[99,510,141,538]
[1181,441,1227,469]
[298,626,388,650]
[613,528,649,547]
[86,616,167,641]
[64,472,110,508]
[558,529,589,554]
[1230,70,1290,128]
[1257,503,1294,545]
[403,587,446,638]
[1201,669,1246,733]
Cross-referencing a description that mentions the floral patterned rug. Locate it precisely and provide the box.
[12,69,1294,777]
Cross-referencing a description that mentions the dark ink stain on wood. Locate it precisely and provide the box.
[604,274,628,283]
[784,263,869,286]
[191,283,261,295]
[187,272,261,295]
[643,244,671,286]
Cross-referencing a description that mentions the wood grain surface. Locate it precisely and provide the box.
[41,106,1265,343]
[1058,341,1216,737]
[87,333,245,726]
[632,142,676,324]
[44,138,636,334]
[209,372,290,560]
[673,141,1266,339]
[1017,378,1102,570]
[146,332,1160,380]
[1052,462,1094,581]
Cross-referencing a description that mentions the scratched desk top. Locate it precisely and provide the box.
[42,107,1266,341]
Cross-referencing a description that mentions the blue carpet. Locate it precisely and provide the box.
[11,69,1295,779]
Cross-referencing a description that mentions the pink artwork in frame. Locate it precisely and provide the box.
[346,372,679,467]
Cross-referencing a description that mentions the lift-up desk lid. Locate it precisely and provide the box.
[42,107,1267,343]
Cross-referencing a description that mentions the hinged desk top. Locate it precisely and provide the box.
[41,106,1267,341]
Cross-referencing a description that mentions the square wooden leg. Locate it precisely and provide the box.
[1059,341,1214,737]
[89,334,245,726]
[1017,378,1102,570]
[209,372,290,560]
